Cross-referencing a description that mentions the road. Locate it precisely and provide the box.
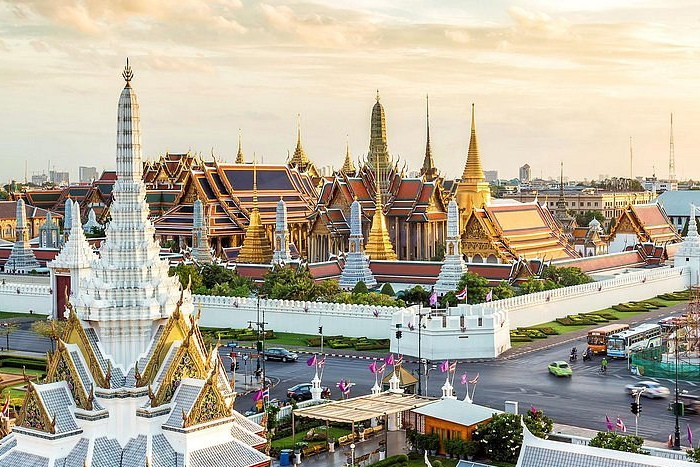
[233,318,697,444]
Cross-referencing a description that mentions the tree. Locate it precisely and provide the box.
[316,280,342,301]
[574,210,606,228]
[541,265,592,287]
[519,277,558,294]
[456,272,489,304]
[85,226,106,238]
[493,281,516,300]
[31,319,67,342]
[430,244,446,262]
[397,285,430,306]
[687,447,700,462]
[169,263,204,291]
[588,431,646,454]
[200,264,236,289]
[524,407,553,439]
[472,413,523,464]
[260,265,316,301]
[380,283,395,297]
[351,281,369,295]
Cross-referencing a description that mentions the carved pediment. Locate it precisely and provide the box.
[45,341,91,410]
[183,365,232,428]
[16,384,56,434]
[152,329,207,407]
[61,308,108,389]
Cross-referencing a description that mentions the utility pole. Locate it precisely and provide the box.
[674,323,681,450]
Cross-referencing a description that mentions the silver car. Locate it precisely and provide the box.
[625,381,671,398]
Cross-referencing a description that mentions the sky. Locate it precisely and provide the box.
[1,0,699,182]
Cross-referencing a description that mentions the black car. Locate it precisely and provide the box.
[263,347,298,362]
[287,383,331,401]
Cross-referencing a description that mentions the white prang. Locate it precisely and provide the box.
[191,198,213,264]
[72,73,193,371]
[82,208,102,234]
[50,200,97,296]
[4,199,40,273]
[435,198,467,294]
[272,197,292,265]
[340,198,377,289]
[675,204,700,286]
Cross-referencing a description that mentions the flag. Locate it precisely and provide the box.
[440,360,449,373]
[448,361,457,373]
[377,363,386,374]
[530,405,537,415]
[485,289,493,302]
[456,287,467,301]
[253,389,263,402]
[262,387,270,400]
[689,424,693,447]
[429,289,438,307]
[605,415,613,431]
[318,356,326,368]
[307,355,317,367]
[373,310,379,318]
[369,361,377,374]
[394,355,403,366]
[408,323,415,331]
[385,354,395,365]
[469,373,480,384]
[460,373,468,385]
[616,417,626,433]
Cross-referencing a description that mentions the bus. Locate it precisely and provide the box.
[587,323,630,354]
[607,323,662,358]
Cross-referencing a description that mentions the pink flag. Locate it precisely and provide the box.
[369,361,377,374]
[377,363,386,374]
[429,290,438,307]
[307,355,317,367]
[253,389,263,402]
[439,360,449,373]
[460,373,468,385]
[485,289,493,302]
[605,414,613,431]
[689,424,693,447]
[530,405,537,415]
[385,354,395,365]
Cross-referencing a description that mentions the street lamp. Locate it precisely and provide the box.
[416,310,430,397]
[350,443,356,467]
[674,324,681,450]
[247,294,268,388]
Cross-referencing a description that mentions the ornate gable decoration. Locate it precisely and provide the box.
[45,340,91,410]
[61,305,109,389]
[16,383,56,434]
[182,363,232,428]
[137,301,189,387]
[461,212,503,260]
[152,325,207,407]
[609,210,640,241]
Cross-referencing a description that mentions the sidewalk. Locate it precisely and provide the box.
[552,422,668,449]
[501,301,688,360]
[273,431,406,467]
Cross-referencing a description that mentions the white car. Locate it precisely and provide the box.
[625,381,671,398]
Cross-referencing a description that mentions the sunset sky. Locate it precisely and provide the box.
[1,0,699,182]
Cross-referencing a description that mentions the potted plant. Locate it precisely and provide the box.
[461,440,477,461]
[428,434,440,455]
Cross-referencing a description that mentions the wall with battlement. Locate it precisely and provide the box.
[194,295,402,339]
[0,282,52,314]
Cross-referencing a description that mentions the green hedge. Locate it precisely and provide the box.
[368,455,409,467]
[0,356,46,372]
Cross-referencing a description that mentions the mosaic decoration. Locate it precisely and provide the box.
[17,386,54,434]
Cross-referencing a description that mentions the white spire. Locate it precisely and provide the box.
[441,375,456,400]
[192,198,213,264]
[675,204,700,287]
[435,198,467,294]
[4,199,40,273]
[51,200,97,270]
[272,196,292,265]
[339,198,377,289]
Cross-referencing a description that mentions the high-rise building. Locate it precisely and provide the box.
[79,166,98,183]
[484,170,498,183]
[49,170,70,185]
[519,164,531,183]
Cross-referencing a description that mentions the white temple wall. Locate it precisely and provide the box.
[0,282,52,314]
[608,233,639,253]
[195,296,401,339]
[484,266,688,329]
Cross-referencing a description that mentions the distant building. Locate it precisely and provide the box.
[484,170,498,183]
[49,170,69,185]
[79,166,98,183]
[31,173,47,185]
[643,177,678,193]
[656,190,700,232]
[519,164,531,183]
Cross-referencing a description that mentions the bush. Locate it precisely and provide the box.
[352,281,369,295]
[589,431,646,453]
[380,283,395,296]
[533,327,559,335]
[368,454,408,467]
[0,356,46,371]
[472,413,524,464]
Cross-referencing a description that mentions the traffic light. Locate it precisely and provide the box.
[256,341,263,352]
[396,330,403,339]
[319,326,323,334]
[672,402,685,416]
[630,401,639,415]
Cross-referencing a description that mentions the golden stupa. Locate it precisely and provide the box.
[236,161,273,264]
[365,157,397,261]
[455,104,491,219]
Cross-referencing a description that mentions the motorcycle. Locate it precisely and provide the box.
[582,349,592,361]
[569,352,577,362]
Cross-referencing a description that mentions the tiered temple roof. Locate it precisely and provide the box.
[608,203,681,245]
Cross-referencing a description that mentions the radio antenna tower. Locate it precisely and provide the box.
[629,136,633,181]
[669,113,676,181]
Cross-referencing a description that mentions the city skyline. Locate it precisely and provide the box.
[1,0,699,181]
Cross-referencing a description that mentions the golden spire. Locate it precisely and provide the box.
[421,94,437,181]
[365,134,397,261]
[461,103,484,181]
[235,128,244,164]
[290,114,310,169]
[237,157,273,264]
[341,135,355,174]
[369,90,390,198]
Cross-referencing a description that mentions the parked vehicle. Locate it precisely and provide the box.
[625,381,670,398]
[548,361,572,377]
[287,383,331,401]
[263,347,299,362]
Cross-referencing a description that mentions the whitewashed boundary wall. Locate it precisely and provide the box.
[195,295,403,339]
[482,266,688,328]
[0,282,52,314]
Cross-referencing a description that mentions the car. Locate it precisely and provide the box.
[287,383,332,401]
[625,381,670,398]
[263,347,298,362]
[226,342,239,348]
[548,361,572,377]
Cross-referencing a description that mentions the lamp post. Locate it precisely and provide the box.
[248,294,268,388]
[350,443,356,467]
[674,324,681,450]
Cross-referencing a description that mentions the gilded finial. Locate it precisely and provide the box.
[252,155,258,208]
[376,89,380,102]
[122,57,134,83]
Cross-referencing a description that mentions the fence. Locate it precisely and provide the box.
[631,347,700,382]
[247,399,322,425]
[566,434,688,461]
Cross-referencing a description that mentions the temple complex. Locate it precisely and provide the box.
[0,61,271,467]
[3,199,40,273]
[236,163,274,264]
[454,104,491,223]
[607,203,681,253]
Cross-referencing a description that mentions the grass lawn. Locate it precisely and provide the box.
[0,312,48,320]
[0,368,45,377]
[267,332,318,348]
[271,426,352,449]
